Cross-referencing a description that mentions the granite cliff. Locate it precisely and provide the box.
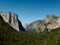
[0,12,25,31]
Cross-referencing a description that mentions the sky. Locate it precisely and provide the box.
[0,0,60,23]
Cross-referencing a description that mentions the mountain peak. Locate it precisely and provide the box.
[26,15,60,32]
[0,11,25,31]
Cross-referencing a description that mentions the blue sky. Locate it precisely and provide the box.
[0,0,60,23]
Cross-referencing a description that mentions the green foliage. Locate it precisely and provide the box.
[0,20,20,45]
[0,20,60,45]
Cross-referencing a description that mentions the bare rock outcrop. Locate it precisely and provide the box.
[45,15,60,31]
[26,15,60,32]
[0,12,25,31]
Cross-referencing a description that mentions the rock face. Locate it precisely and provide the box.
[45,15,60,31]
[26,20,41,32]
[0,12,25,31]
[26,15,60,32]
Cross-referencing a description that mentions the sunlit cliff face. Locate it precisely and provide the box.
[0,12,20,31]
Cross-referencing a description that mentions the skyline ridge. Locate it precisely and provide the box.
[0,0,60,23]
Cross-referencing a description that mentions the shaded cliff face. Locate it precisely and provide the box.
[0,15,3,21]
[26,15,60,32]
[0,12,25,31]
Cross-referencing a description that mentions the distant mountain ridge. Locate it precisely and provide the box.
[26,15,60,32]
[1,11,60,33]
